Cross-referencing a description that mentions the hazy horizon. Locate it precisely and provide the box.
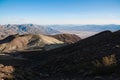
[0,0,120,24]
[1,23,120,25]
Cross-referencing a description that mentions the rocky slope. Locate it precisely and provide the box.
[50,34,81,44]
[0,34,64,53]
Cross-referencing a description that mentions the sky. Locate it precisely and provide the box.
[0,0,120,25]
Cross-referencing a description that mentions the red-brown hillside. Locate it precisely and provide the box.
[51,34,81,44]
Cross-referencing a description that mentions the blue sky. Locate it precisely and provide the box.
[0,0,120,24]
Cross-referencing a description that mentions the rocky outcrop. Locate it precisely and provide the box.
[0,64,14,80]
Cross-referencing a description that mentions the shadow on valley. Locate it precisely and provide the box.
[1,30,120,80]
[0,34,17,44]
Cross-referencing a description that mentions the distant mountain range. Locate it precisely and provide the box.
[0,24,60,39]
[1,24,120,39]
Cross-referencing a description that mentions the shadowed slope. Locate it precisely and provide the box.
[20,30,120,75]
[1,30,120,80]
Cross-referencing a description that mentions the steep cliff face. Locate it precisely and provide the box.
[51,34,81,44]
